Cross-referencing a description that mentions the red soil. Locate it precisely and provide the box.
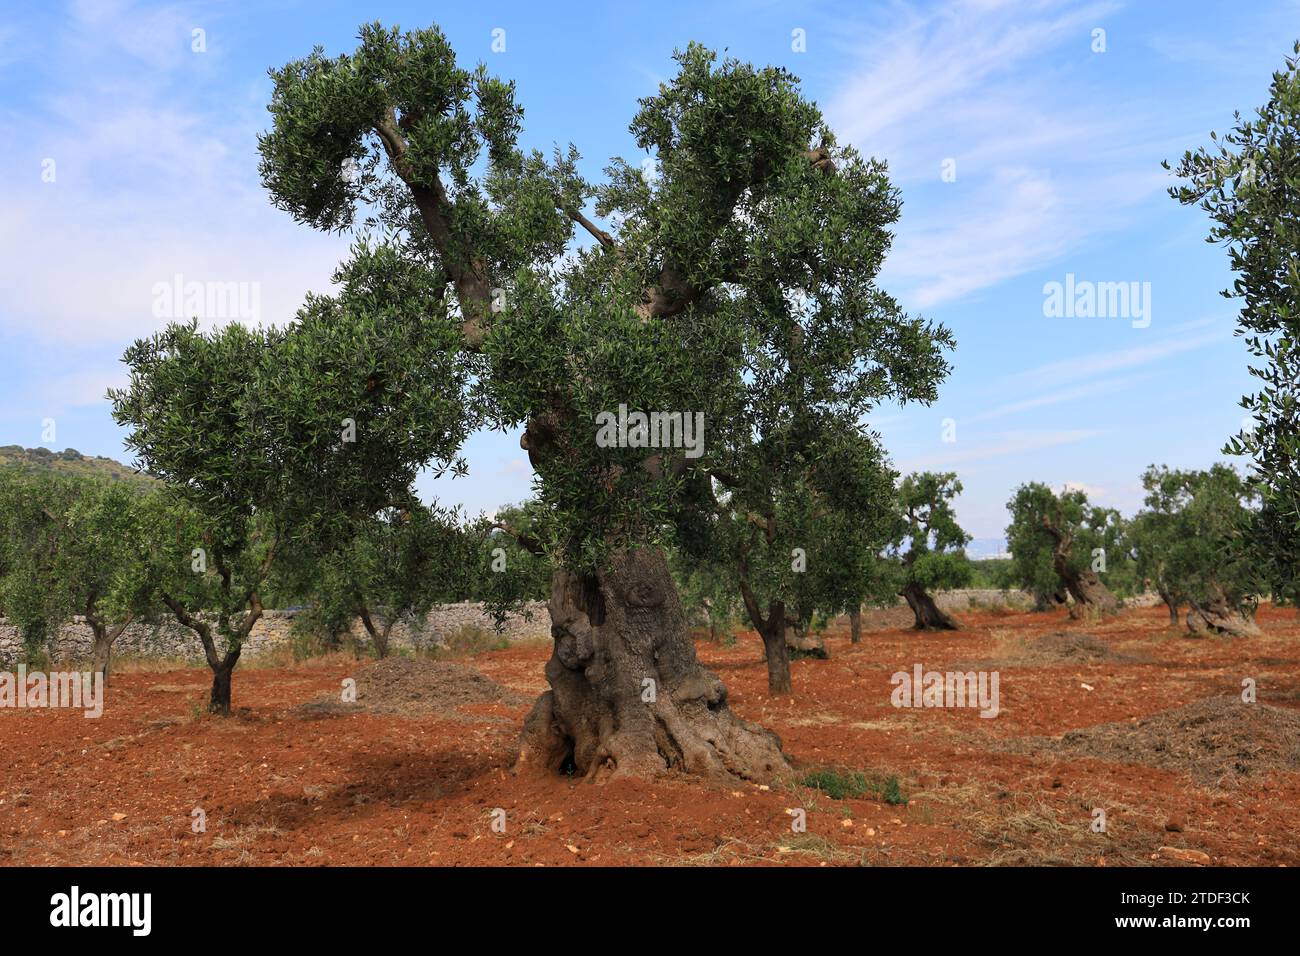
[2,604,1297,866]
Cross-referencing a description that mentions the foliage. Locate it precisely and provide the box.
[797,768,908,805]
[1167,44,1300,604]
[257,24,953,584]
[1130,464,1261,614]
[0,467,157,661]
[891,471,973,594]
[1004,482,1137,599]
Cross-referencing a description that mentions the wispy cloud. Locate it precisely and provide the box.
[898,427,1103,470]
[1001,319,1232,392]
[0,0,346,347]
[968,371,1154,423]
[822,0,1195,308]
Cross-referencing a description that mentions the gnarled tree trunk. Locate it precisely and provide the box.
[85,609,132,686]
[1186,591,1259,637]
[784,620,828,659]
[515,547,789,782]
[901,583,960,630]
[1060,564,1120,618]
[1032,588,1068,612]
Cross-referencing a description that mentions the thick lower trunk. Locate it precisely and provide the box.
[1058,564,1120,617]
[849,607,862,644]
[515,547,788,782]
[1186,594,1259,637]
[1033,589,1068,612]
[901,583,960,630]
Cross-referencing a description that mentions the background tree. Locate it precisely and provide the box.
[671,546,743,643]
[1132,464,1261,636]
[1167,43,1300,606]
[258,25,949,781]
[890,471,972,630]
[0,468,155,678]
[292,500,485,659]
[1005,483,1122,616]
[112,245,474,713]
[696,426,916,694]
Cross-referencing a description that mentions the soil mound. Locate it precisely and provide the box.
[972,630,1144,668]
[302,657,526,719]
[1010,696,1300,785]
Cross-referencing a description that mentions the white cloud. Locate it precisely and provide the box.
[822,0,1194,308]
[0,0,347,346]
[898,427,1103,470]
[1001,320,1231,392]
[968,371,1153,423]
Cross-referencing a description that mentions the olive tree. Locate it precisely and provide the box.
[695,427,909,693]
[111,246,474,713]
[890,471,972,630]
[294,501,486,658]
[1167,44,1300,606]
[258,24,949,780]
[1005,483,1122,616]
[0,468,156,678]
[1131,464,1261,635]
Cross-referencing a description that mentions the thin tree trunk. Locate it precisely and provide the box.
[849,606,862,644]
[738,582,794,696]
[210,650,240,714]
[762,620,793,696]
[1159,591,1180,626]
[359,606,391,658]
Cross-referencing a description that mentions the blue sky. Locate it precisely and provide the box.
[0,0,1294,551]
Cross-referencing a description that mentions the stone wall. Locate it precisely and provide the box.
[0,601,551,668]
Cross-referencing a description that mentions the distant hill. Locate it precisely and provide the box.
[0,446,153,485]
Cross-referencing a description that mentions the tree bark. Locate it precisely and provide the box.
[761,621,793,696]
[901,583,960,630]
[359,606,394,659]
[1159,590,1181,627]
[1186,591,1260,637]
[209,651,240,714]
[85,613,131,686]
[1032,588,1068,612]
[1060,565,1120,618]
[160,592,258,716]
[738,583,794,696]
[91,635,112,683]
[849,606,862,644]
[784,619,828,659]
[514,547,789,782]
